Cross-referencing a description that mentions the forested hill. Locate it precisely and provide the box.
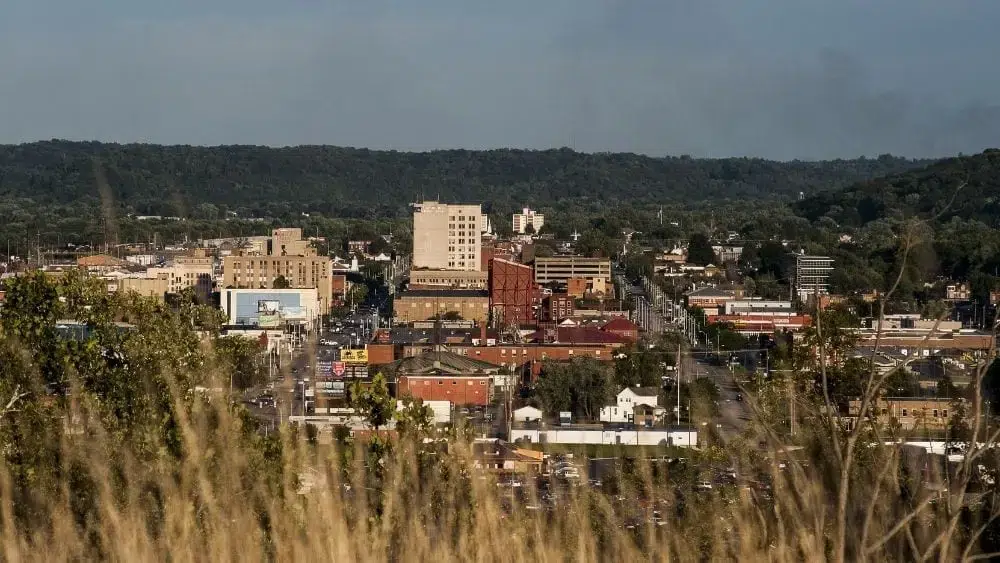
[794,149,1000,228]
[0,140,932,218]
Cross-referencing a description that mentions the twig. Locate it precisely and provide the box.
[0,384,27,418]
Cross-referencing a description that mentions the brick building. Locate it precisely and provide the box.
[393,289,490,323]
[601,317,640,343]
[370,341,620,382]
[685,286,735,312]
[331,274,348,305]
[845,397,964,432]
[543,293,575,322]
[395,350,500,406]
[489,258,536,327]
[566,278,588,298]
[409,269,488,289]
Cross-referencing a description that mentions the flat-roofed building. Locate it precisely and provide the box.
[512,207,544,234]
[393,289,490,323]
[145,249,214,302]
[796,255,834,301]
[533,256,611,286]
[269,228,316,257]
[118,273,170,301]
[409,269,488,289]
[412,201,483,271]
[223,255,333,312]
[221,287,320,328]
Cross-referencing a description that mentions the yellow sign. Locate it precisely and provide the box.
[340,348,368,364]
[257,314,281,328]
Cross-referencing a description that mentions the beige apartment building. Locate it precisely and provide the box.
[150,250,214,301]
[223,255,333,312]
[412,201,483,271]
[118,273,170,301]
[116,249,214,302]
[512,207,544,234]
[269,228,316,257]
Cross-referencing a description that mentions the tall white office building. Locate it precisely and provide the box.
[795,255,834,301]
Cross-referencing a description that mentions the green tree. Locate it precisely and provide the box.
[272,275,291,289]
[533,363,572,415]
[614,348,668,389]
[534,358,614,421]
[368,236,391,256]
[396,396,434,438]
[686,233,716,266]
[984,359,1000,405]
[215,336,267,391]
[758,241,793,280]
[884,368,921,397]
[351,372,395,431]
[347,283,369,308]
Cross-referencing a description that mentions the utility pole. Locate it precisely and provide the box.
[676,342,682,426]
[789,375,796,436]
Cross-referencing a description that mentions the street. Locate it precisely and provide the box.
[681,351,751,442]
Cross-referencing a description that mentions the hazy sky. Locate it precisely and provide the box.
[1,1,998,159]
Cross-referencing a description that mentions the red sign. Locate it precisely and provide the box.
[333,362,346,377]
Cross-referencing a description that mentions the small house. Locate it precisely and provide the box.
[600,387,661,423]
[513,405,543,423]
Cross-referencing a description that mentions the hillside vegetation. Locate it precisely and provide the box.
[787,150,1000,299]
[795,149,1000,228]
[0,141,931,219]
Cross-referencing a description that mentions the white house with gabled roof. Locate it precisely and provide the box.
[599,387,662,423]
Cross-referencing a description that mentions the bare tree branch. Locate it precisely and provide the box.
[0,384,27,419]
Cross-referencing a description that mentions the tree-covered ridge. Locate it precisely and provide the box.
[795,149,1000,228]
[0,140,932,219]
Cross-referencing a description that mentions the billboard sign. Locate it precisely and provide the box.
[333,362,346,377]
[340,348,368,364]
[316,381,345,396]
[258,299,281,313]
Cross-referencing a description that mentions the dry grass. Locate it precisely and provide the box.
[2,369,996,563]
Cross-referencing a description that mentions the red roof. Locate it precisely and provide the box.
[529,326,627,345]
[601,317,640,332]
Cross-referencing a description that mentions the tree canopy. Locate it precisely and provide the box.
[0,140,931,248]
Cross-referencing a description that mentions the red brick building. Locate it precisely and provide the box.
[489,258,537,327]
[566,278,588,298]
[395,350,500,406]
[543,293,575,322]
[331,274,348,305]
[601,317,640,343]
[375,342,620,382]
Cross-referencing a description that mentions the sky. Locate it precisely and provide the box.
[1,0,998,160]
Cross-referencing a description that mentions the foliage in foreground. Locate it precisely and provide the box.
[1,272,1000,561]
